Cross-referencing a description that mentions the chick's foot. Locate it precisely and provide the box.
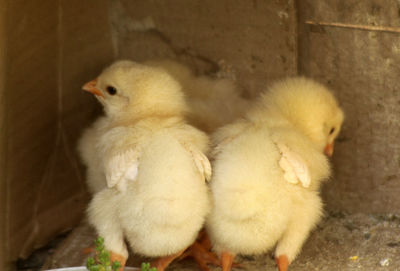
[179,241,220,271]
[150,250,185,271]
[177,230,220,271]
[110,251,127,271]
[275,254,289,271]
[82,246,95,255]
[221,251,234,271]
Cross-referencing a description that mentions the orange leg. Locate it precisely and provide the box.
[198,229,212,250]
[180,241,220,271]
[178,230,220,271]
[275,254,289,271]
[110,251,127,271]
[150,250,185,271]
[82,246,95,255]
[221,251,234,271]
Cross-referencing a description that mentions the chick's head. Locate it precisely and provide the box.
[261,77,344,156]
[82,60,187,120]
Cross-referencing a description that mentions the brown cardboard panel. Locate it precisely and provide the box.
[0,0,8,269]
[112,0,297,97]
[5,0,60,260]
[298,0,400,213]
[60,0,115,148]
[3,0,114,264]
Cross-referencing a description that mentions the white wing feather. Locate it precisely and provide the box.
[181,142,212,182]
[105,148,140,192]
[276,143,311,188]
[192,148,212,182]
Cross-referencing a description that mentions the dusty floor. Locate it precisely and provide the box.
[39,212,400,271]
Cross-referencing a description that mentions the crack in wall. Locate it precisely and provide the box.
[147,28,220,74]
[109,0,220,74]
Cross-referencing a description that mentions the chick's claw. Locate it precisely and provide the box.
[150,250,185,271]
[110,251,127,271]
[179,230,243,271]
[275,254,289,271]
[221,251,234,271]
[179,241,220,271]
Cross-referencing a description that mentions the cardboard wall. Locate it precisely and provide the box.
[1,0,8,270]
[298,0,400,213]
[110,0,298,97]
[2,0,115,267]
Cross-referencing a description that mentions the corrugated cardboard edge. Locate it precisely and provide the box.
[0,0,8,270]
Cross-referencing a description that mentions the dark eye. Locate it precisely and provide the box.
[329,128,335,135]
[106,86,117,95]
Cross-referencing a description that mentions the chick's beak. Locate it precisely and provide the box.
[82,79,104,97]
[324,143,334,157]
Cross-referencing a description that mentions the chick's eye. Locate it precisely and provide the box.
[329,127,335,135]
[106,86,117,95]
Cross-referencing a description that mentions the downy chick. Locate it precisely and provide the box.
[79,59,249,195]
[146,59,250,133]
[84,60,212,271]
[78,116,108,194]
[207,77,344,271]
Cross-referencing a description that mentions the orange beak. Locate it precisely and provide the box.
[324,143,334,157]
[82,79,104,97]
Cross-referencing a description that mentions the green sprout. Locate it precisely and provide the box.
[86,237,121,271]
[140,262,157,271]
[86,237,157,271]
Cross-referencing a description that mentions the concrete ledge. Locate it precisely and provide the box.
[42,212,400,270]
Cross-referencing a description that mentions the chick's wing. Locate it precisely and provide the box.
[105,148,140,192]
[179,141,211,182]
[276,142,311,188]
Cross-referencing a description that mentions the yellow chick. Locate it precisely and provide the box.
[83,60,212,271]
[146,59,250,133]
[206,77,344,271]
[78,116,108,194]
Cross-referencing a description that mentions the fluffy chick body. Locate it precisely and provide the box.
[83,61,211,261]
[208,124,328,258]
[78,116,108,194]
[207,77,343,266]
[89,119,210,258]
